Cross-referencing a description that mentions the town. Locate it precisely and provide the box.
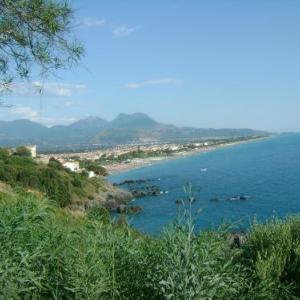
[32,135,264,174]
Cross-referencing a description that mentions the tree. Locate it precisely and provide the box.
[14,146,31,157]
[0,0,83,99]
[79,160,108,176]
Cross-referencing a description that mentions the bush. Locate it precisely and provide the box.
[39,168,72,206]
[86,205,111,223]
[0,194,109,299]
[2,180,300,299]
[240,217,300,298]
[0,148,101,207]
[48,157,64,170]
[14,146,31,157]
[79,160,107,176]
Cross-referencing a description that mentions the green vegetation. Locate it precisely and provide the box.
[0,149,105,207]
[14,146,32,157]
[0,182,300,299]
[0,0,83,94]
[79,159,108,176]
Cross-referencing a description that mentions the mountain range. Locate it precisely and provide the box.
[0,113,269,151]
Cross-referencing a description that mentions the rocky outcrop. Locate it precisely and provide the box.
[80,178,166,215]
[117,204,142,214]
[85,188,133,211]
[114,179,163,199]
[209,195,251,202]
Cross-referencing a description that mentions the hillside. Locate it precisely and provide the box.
[2,180,300,298]
[0,113,269,150]
[0,149,132,211]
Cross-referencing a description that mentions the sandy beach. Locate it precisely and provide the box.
[105,137,268,175]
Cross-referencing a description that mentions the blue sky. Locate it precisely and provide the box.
[1,0,300,131]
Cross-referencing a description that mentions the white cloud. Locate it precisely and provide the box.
[10,106,39,120]
[123,78,183,89]
[81,17,106,28]
[8,82,87,98]
[9,105,77,127]
[112,24,140,38]
[9,105,53,126]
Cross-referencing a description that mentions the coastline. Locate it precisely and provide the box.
[106,136,271,175]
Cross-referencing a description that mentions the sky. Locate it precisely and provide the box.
[1,0,300,132]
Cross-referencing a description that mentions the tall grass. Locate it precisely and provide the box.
[1,187,300,299]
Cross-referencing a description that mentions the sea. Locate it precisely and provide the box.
[109,134,300,235]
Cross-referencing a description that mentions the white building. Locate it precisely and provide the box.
[63,161,80,172]
[170,146,179,151]
[88,171,96,178]
[25,145,37,158]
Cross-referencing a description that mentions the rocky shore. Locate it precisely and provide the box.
[106,178,167,214]
[69,178,165,216]
[114,179,163,197]
[68,182,134,214]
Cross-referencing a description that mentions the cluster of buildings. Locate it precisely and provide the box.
[38,141,212,165]
[61,161,96,178]
[18,145,97,178]
[38,143,179,163]
[8,141,214,177]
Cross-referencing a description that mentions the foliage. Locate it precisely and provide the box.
[0,148,102,207]
[79,159,108,176]
[14,146,31,157]
[240,217,300,298]
[48,157,64,169]
[0,0,83,92]
[2,180,300,298]
[0,190,246,300]
[86,205,111,224]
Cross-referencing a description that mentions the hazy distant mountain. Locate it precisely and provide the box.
[110,113,159,129]
[69,116,109,133]
[0,113,269,150]
[0,119,48,139]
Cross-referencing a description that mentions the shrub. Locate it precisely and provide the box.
[79,160,108,176]
[14,146,31,157]
[0,148,102,207]
[2,180,300,299]
[240,217,300,298]
[48,157,64,170]
[39,168,72,206]
[86,205,111,223]
[0,194,109,299]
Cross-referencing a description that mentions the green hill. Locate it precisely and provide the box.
[0,148,132,210]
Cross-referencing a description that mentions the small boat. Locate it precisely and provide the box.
[201,168,207,172]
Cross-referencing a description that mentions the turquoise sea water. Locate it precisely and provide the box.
[109,134,300,234]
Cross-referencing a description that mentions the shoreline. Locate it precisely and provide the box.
[106,136,271,175]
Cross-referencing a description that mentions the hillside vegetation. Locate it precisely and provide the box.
[0,148,107,207]
[1,183,300,299]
